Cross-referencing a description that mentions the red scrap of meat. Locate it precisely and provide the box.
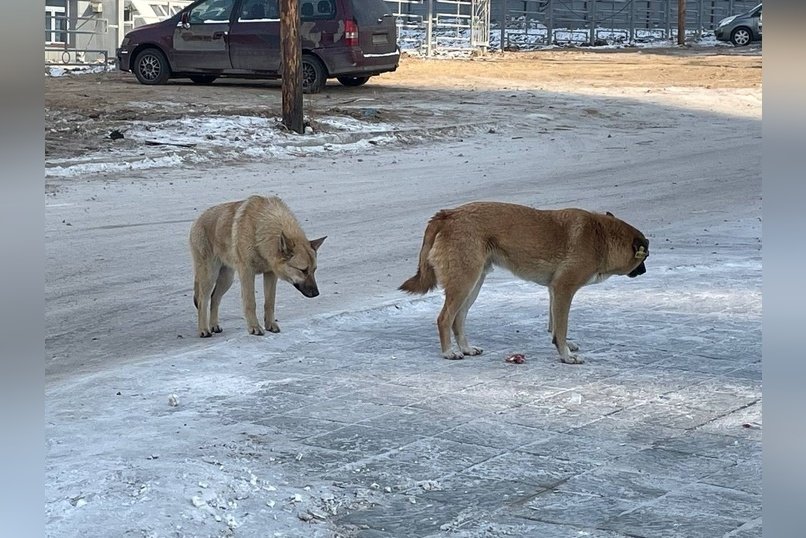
[505,353,526,364]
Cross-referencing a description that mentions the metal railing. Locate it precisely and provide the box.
[385,0,760,54]
[496,0,759,48]
[45,14,111,68]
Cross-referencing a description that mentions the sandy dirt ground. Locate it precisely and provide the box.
[45,48,761,167]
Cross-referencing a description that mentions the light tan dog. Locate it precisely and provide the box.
[189,195,325,338]
[399,202,648,363]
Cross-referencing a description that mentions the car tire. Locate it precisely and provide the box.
[133,48,171,85]
[302,54,327,94]
[730,27,752,47]
[337,76,370,87]
[189,75,218,85]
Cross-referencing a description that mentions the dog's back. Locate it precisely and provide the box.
[400,202,597,291]
[189,195,307,270]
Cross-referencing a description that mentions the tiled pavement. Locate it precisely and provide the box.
[244,257,760,536]
[47,249,762,537]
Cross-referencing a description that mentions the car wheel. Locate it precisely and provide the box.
[337,76,370,87]
[301,54,326,94]
[730,27,752,46]
[133,48,171,85]
[189,75,217,84]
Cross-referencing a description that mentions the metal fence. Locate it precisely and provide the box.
[385,0,760,54]
[45,13,111,67]
[389,0,492,55]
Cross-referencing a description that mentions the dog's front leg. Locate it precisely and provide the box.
[547,288,578,351]
[263,272,280,333]
[549,283,583,364]
[238,267,264,335]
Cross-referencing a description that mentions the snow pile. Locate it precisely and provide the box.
[46,113,492,178]
[47,63,113,77]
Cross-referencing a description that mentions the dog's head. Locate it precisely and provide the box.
[606,212,649,278]
[628,236,649,278]
[276,233,326,298]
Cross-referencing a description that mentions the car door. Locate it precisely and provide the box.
[173,0,237,71]
[349,0,398,58]
[228,0,282,72]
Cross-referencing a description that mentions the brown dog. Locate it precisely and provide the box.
[400,202,648,363]
[189,195,325,338]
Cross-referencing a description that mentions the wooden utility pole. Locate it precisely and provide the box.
[677,0,686,45]
[280,0,303,134]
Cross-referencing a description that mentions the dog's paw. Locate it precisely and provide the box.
[199,329,212,338]
[461,346,483,356]
[561,354,584,365]
[442,351,465,360]
[265,321,281,333]
[567,341,579,352]
[248,325,265,336]
[211,325,223,334]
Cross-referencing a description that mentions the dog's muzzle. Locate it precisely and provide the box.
[628,261,646,278]
[294,283,320,298]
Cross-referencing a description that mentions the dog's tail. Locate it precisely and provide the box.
[399,211,450,294]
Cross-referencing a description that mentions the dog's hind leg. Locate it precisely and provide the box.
[437,292,470,360]
[194,260,219,338]
[452,265,490,357]
[209,266,234,333]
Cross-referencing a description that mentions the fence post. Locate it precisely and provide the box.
[116,0,125,50]
[665,0,671,40]
[677,0,686,45]
[589,0,597,45]
[629,0,635,43]
[696,0,703,38]
[426,0,433,57]
[500,0,507,51]
[547,0,554,45]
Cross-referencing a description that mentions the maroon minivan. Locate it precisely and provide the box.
[116,0,400,93]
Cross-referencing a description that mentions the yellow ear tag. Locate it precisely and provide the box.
[635,246,647,259]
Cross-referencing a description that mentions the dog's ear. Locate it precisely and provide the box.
[606,211,615,217]
[633,237,648,259]
[279,232,295,259]
[309,236,326,252]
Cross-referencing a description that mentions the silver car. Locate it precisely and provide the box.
[714,3,762,46]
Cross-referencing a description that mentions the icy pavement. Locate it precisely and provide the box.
[46,227,761,537]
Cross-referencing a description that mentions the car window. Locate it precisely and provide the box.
[189,0,235,23]
[350,0,391,26]
[300,0,335,20]
[240,0,279,20]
